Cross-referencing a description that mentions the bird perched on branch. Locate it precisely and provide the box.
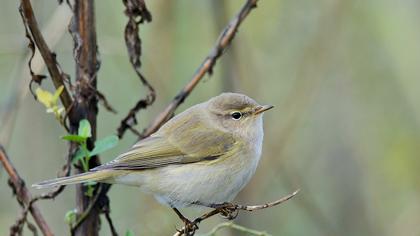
[34,92,273,235]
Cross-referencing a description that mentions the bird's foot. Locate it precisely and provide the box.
[178,218,199,236]
[173,208,199,235]
[212,202,239,220]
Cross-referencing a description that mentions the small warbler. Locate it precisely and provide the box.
[34,92,273,219]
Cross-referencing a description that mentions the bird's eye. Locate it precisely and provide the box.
[231,111,242,120]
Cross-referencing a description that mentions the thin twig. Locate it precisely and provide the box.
[26,220,39,236]
[10,130,73,235]
[70,183,114,234]
[211,0,238,92]
[19,0,73,109]
[103,204,119,236]
[98,185,118,236]
[10,201,31,235]
[70,184,103,233]
[93,88,117,114]
[142,0,259,139]
[0,145,54,236]
[117,0,155,138]
[235,189,300,211]
[10,196,43,236]
[3,111,71,235]
[173,190,299,236]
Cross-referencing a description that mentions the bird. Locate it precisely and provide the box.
[33,92,273,233]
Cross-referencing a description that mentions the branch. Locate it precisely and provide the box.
[173,190,299,236]
[103,200,119,236]
[233,189,300,211]
[142,0,259,138]
[68,0,107,235]
[19,0,73,110]
[0,145,54,236]
[17,1,114,236]
[70,184,103,233]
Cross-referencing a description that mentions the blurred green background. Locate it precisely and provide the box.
[1,0,420,235]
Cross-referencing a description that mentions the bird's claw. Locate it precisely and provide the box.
[216,203,239,220]
[219,207,239,220]
[180,218,199,236]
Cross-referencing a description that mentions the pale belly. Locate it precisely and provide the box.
[114,150,261,208]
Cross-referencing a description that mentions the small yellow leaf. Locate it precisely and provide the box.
[57,107,65,115]
[36,87,65,122]
[52,85,64,103]
[35,87,54,108]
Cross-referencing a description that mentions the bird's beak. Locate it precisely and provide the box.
[254,105,274,115]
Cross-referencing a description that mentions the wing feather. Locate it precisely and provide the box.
[93,108,236,171]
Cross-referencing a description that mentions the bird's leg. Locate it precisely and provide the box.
[172,208,198,235]
[192,208,220,225]
[208,202,239,220]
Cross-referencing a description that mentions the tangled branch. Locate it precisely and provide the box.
[0,145,54,236]
[18,0,118,235]
[19,0,73,110]
[141,0,260,138]
[8,0,278,236]
[117,0,155,138]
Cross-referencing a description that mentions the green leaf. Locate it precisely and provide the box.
[83,181,97,186]
[89,135,119,157]
[125,230,134,236]
[62,134,86,143]
[83,182,96,198]
[64,209,77,225]
[71,149,89,165]
[84,185,95,197]
[78,119,91,138]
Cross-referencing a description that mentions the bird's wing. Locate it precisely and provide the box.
[93,118,236,171]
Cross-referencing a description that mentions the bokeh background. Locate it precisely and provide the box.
[1,0,420,235]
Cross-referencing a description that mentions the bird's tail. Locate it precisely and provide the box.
[32,170,113,189]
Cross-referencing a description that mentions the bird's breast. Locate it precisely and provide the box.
[132,146,263,208]
[114,119,265,208]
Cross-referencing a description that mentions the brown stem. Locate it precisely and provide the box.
[211,0,238,92]
[19,0,73,109]
[0,145,54,236]
[69,0,104,235]
[142,0,259,138]
[103,205,119,236]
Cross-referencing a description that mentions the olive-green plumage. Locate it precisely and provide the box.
[33,93,273,208]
